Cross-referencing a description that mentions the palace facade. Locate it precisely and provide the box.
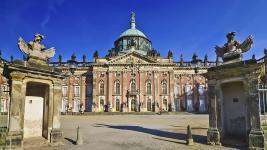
[0,12,218,113]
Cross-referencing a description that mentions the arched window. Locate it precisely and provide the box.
[130,80,136,92]
[114,80,120,95]
[162,80,167,95]
[146,80,151,95]
[99,80,104,95]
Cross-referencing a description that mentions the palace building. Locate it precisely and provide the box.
[0,12,219,113]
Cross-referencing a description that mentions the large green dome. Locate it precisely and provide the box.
[114,12,152,55]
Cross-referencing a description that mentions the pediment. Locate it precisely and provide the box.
[107,51,157,64]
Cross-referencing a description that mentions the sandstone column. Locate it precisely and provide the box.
[92,72,97,112]
[154,71,159,112]
[68,77,73,112]
[6,72,25,148]
[50,80,63,145]
[81,76,86,112]
[169,71,174,112]
[246,79,265,149]
[122,71,127,112]
[207,80,221,145]
[108,71,112,112]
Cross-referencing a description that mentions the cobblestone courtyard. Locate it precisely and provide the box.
[26,114,245,150]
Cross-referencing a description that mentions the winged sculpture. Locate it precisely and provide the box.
[215,32,253,60]
[18,34,55,61]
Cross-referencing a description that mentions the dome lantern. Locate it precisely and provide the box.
[114,12,152,55]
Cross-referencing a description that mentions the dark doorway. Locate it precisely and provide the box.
[221,82,247,141]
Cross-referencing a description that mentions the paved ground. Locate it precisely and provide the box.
[25,114,246,150]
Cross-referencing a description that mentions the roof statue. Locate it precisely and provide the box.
[215,32,253,63]
[130,12,136,29]
[18,34,55,64]
[116,12,151,56]
[119,12,147,38]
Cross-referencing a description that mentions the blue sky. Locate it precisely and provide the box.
[0,0,266,62]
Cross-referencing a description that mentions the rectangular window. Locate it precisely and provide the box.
[186,85,191,96]
[1,85,6,97]
[74,86,80,97]
[62,98,67,112]
[62,86,67,97]
[175,85,179,97]
[198,85,204,95]
[1,99,5,112]
[123,40,127,50]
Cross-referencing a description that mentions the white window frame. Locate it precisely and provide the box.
[114,80,120,95]
[1,99,5,112]
[74,86,80,97]
[146,80,152,95]
[61,98,67,112]
[62,86,68,97]
[186,85,191,96]
[175,84,179,98]
[162,80,167,95]
[198,85,204,95]
[1,85,6,98]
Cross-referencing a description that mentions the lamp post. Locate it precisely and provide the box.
[68,54,78,75]
[67,54,78,113]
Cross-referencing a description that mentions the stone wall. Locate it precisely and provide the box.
[0,114,7,127]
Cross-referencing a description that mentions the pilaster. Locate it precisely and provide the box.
[154,71,159,112]
[108,71,112,111]
[68,76,73,111]
[169,71,174,112]
[207,80,221,146]
[92,72,97,112]
[246,78,265,149]
[81,76,86,111]
[50,80,63,145]
[6,72,25,148]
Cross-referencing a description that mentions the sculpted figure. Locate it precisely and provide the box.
[18,34,55,61]
[215,32,253,61]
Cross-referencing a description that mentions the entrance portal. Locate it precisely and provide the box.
[221,82,246,138]
[131,99,136,112]
[4,34,64,148]
[163,99,167,111]
[25,82,49,139]
[116,99,120,112]
[24,96,43,138]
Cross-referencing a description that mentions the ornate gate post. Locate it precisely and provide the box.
[207,80,221,145]
[50,81,63,145]
[247,78,265,149]
[6,72,26,149]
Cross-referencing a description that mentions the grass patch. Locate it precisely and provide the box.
[262,125,267,131]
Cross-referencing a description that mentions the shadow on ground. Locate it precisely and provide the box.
[93,124,248,149]
[65,137,76,145]
[94,124,206,144]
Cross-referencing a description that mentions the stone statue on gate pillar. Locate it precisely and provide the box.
[215,32,253,64]
[3,34,64,149]
[18,34,55,65]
